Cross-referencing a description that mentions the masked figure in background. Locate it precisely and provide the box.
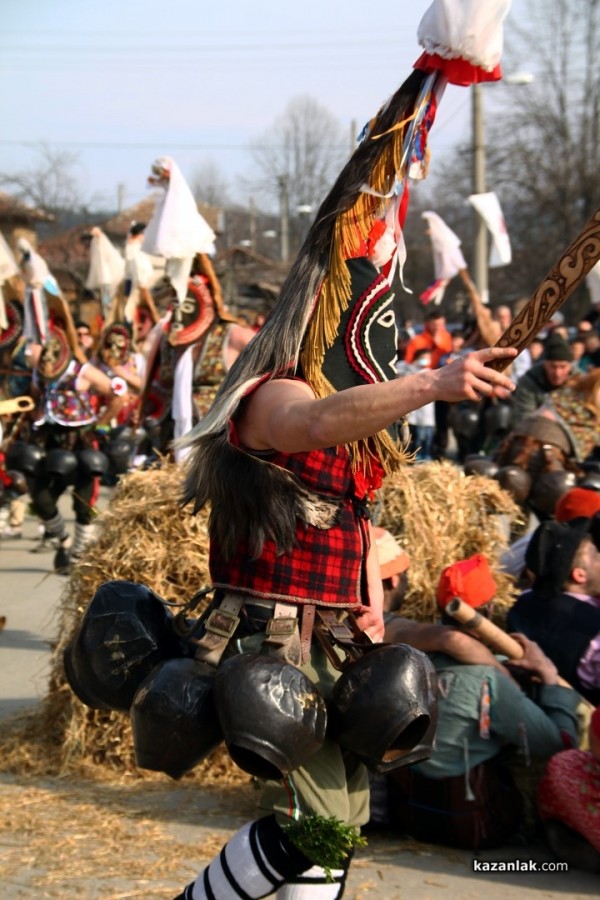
[166,3,516,897]
[0,297,33,540]
[139,157,255,457]
[27,316,123,570]
[93,321,142,427]
[123,221,160,383]
[141,253,256,458]
[84,227,125,321]
[16,238,62,345]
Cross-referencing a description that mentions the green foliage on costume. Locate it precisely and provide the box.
[284,815,367,881]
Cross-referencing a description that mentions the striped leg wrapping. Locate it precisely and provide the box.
[180,816,310,900]
[275,864,349,898]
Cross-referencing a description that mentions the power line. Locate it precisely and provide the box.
[0,140,349,151]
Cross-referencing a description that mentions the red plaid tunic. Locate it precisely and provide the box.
[210,438,380,608]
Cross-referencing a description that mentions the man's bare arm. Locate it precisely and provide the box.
[237,346,517,453]
[384,616,509,673]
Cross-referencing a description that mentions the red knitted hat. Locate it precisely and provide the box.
[436,553,497,610]
[555,487,600,522]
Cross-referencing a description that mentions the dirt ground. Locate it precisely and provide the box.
[1,768,598,900]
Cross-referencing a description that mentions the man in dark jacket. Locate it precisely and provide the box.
[510,332,573,426]
[507,515,600,704]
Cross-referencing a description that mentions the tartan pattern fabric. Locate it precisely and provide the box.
[210,444,370,608]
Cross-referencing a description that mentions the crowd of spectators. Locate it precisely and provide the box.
[369,293,600,868]
[396,295,600,466]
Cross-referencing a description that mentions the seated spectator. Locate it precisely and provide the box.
[529,336,545,363]
[544,367,600,464]
[571,336,589,375]
[510,332,573,426]
[372,526,410,614]
[581,330,600,372]
[380,554,580,849]
[499,482,600,585]
[507,515,600,705]
[537,706,600,873]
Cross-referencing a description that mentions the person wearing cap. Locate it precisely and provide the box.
[507,516,600,705]
[499,483,600,585]
[537,705,600,872]
[372,526,411,613]
[383,553,579,849]
[555,486,600,523]
[510,332,574,427]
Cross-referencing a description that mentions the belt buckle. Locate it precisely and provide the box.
[204,607,240,639]
[266,616,297,638]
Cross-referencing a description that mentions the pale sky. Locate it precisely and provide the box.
[0,0,529,212]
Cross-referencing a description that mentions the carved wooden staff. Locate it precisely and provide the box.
[486,207,600,372]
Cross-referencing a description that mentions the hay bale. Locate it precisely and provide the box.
[0,461,249,786]
[0,458,523,781]
[376,460,524,622]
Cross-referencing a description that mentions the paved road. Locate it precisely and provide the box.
[0,501,71,718]
[0,495,598,898]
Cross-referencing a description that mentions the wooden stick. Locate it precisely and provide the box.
[445,596,577,693]
[0,395,34,416]
[486,207,600,372]
[445,597,523,658]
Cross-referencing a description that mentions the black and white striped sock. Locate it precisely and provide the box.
[178,815,311,900]
[274,861,350,898]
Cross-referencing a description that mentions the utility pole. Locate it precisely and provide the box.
[278,174,290,264]
[117,183,125,214]
[350,119,357,155]
[249,196,257,248]
[471,84,488,304]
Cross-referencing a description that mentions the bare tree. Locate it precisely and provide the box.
[248,95,347,252]
[421,0,600,317]
[191,159,230,206]
[0,143,84,228]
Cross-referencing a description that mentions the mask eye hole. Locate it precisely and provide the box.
[180,299,196,315]
[377,309,396,329]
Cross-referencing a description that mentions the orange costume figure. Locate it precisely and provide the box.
[404,308,453,370]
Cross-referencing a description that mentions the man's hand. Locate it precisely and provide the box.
[505,633,559,685]
[431,347,517,403]
[353,604,385,643]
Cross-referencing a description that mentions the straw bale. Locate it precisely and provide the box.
[376,460,524,623]
[0,460,249,786]
[0,458,523,781]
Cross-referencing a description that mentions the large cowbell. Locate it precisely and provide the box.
[214,653,328,780]
[130,657,222,780]
[63,580,181,713]
[328,643,438,773]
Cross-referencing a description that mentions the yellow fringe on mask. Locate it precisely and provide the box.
[298,84,428,476]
